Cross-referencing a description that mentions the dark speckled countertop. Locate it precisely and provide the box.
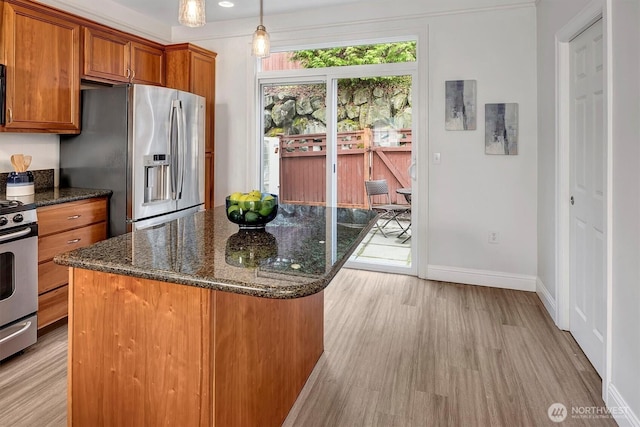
[1,168,111,206]
[55,204,377,299]
[3,187,113,207]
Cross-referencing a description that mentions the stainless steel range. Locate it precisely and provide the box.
[0,199,38,361]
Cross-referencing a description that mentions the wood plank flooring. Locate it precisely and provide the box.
[0,323,67,427]
[0,269,614,426]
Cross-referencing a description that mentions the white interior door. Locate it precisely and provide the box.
[569,19,605,377]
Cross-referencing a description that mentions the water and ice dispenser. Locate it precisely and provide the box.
[144,154,170,203]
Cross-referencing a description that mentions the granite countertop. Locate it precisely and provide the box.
[0,187,112,207]
[55,205,377,299]
[0,169,111,207]
[27,187,112,207]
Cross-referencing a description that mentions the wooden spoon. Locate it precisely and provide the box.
[14,154,25,172]
[23,155,32,171]
[10,154,18,172]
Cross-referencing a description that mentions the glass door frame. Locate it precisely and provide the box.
[257,62,419,276]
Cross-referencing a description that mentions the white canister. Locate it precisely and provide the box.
[6,171,35,197]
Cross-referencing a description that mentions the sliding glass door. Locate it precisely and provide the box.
[258,50,418,275]
[261,81,327,206]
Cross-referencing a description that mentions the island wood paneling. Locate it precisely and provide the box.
[68,269,213,427]
[67,267,324,427]
[214,290,324,427]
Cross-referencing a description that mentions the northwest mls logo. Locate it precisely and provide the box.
[548,403,568,422]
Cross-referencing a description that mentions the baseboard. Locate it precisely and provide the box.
[536,277,557,323]
[426,265,536,292]
[608,383,640,427]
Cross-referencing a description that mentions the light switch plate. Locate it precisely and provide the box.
[433,153,441,164]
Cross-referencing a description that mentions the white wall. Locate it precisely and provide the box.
[609,0,640,423]
[427,8,538,288]
[192,1,538,290]
[537,0,640,423]
[0,134,60,186]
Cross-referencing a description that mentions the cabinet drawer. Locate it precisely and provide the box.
[38,222,106,263]
[38,198,107,236]
[38,260,69,295]
[38,285,68,329]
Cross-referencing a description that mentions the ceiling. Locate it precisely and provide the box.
[110,0,364,26]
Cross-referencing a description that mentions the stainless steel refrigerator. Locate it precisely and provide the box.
[60,84,205,237]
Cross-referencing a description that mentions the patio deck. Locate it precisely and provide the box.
[349,218,411,267]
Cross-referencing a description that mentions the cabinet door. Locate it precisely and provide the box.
[131,42,165,86]
[82,27,131,83]
[1,3,80,132]
[191,52,216,153]
[205,151,214,209]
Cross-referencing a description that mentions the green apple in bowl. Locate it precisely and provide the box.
[226,191,278,229]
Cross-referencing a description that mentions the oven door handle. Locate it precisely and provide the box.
[0,227,31,243]
[0,321,32,344]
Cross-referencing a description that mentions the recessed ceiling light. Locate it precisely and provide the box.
[218,1,234,7]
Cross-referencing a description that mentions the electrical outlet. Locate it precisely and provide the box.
[488,231,499,244]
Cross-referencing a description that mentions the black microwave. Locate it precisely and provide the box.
[0,64,5,125]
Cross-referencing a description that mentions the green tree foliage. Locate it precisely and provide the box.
[290,42,416,88]
[290,42,416,68]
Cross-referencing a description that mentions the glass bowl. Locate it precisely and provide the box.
[225,193,278,229]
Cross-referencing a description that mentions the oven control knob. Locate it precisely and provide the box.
[0,217,7,226]
[13,214,24,223]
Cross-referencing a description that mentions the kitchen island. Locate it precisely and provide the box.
[55,204,376,427]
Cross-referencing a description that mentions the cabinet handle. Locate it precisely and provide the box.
[7,108,12,124]
[67,215,81,220]
[67,238,81,244]
[131,69,136,81]
[126,68,131,79]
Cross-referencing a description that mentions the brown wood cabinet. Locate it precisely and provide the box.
[68,269,323,427]
[166,43,217,208]
[37,198,108,329]
[0,0,81,133]
[83,26,165,86]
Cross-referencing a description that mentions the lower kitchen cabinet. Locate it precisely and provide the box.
[37,197,108,329]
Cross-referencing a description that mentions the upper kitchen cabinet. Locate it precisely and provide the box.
[83,26,165,86]
[0,0,80,133]
[165,44,216,153]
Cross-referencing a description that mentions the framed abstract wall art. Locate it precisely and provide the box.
[485,103,518,155]
[445,80,477,130]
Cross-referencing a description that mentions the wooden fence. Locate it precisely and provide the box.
[279,129,412,208]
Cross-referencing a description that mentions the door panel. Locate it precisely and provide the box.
[177,91,205,211]
[131,85,177,221]
[569,19,605,376]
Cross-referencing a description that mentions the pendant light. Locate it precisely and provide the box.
[252,0,270,57]
[179,0,206,28]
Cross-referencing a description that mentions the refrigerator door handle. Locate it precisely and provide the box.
[170,100,180,200]
[177,100,186,200]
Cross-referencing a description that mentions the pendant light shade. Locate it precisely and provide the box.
[252,0,270,57]
[179,0,206,28]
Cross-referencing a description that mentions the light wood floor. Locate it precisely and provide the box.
[0,269,614,426]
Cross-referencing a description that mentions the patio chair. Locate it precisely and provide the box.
[364,179,411,238]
